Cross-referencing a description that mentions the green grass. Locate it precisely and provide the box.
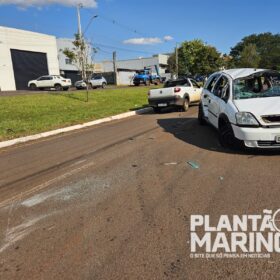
[0,86,154,141]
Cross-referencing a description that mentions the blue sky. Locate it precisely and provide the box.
[0,0,279,61]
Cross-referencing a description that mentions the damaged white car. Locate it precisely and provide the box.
[198,68,280,149]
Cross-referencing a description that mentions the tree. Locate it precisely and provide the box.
[168,40,223,77]
[62,34,96,101]
[238,44,260,68]
[230,32,280,70]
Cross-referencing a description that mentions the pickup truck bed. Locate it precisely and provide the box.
[148,78,202,113]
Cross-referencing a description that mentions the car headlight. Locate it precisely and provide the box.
[235,112,259,127]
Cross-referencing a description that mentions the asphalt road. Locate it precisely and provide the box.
[0,106,280,279]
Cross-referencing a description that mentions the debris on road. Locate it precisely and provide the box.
[187,161,200,169]
[164,162,178,166]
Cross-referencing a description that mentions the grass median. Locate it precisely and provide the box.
[0,86,153,141]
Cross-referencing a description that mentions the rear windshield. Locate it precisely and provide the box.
[164,79,190,88]
[233,71,280,100]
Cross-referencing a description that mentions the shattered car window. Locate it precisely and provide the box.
[233,71,280,100]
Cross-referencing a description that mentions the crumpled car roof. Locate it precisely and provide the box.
[220,68,268,80]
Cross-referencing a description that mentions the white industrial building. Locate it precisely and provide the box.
[94,54,171,85]
[57,38,84,84]
[0,26,60,91]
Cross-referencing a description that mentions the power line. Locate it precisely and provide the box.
[84,10,151,38]
[93,42,154,55]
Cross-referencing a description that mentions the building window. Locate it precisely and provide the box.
[65,58,72,65]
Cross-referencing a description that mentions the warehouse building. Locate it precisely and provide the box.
[57,38,82,84]
[94,54,171,85]
[0,26,60,91]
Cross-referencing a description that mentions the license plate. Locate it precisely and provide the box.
[275,136,280,143]
[158,103,167,107]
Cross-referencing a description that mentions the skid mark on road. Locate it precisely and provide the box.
[0,161,96,209]
[21,185,80,207]
[0,214,48,254]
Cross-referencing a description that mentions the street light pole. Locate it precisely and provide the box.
[175,42,179,79]
[77,4,83,40]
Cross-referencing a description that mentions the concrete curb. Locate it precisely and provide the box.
[0,107,153,149]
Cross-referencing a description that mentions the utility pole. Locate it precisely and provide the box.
[175,42,179,79]
[113,51,117,85]
[77,4,83,40]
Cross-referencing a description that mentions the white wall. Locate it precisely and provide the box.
[57,38,79,72]
[0,26,60,91]
[97,54,170,75]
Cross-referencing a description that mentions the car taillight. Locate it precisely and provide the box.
[174,87,181,93]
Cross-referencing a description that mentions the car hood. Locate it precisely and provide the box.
[234,97,280,124]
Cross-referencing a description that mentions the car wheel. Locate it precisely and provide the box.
[55,84,62,91]
[219,118,244,150]
[198,103,207,125]
[154,79,160,85]
[30,84,37,91]
[102,82,106,89]
[153,107,161,114]
[182,99,189,112]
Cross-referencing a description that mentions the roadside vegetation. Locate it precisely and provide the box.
[0,86,153,141]
[168,33,280,76]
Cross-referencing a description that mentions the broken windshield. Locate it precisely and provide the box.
[233,71,280,100]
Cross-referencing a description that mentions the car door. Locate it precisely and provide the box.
[208,75,230,128]
[190,79,202,101]
[92,75,102,86]
[201,74,220,124]
[37,76,51,88]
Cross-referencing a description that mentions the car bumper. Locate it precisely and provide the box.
[148,97,184,107]
[232,125,280,148]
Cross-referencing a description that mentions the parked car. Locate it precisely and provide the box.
[148,78,202,113]
[75,75,107,90]
[28,75,71,91]
[198,68,280,149]
[75,80,87,90]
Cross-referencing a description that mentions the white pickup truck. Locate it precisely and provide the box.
[148,78,202,113]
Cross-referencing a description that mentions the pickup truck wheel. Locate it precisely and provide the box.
[182,99,189,112]
[153,107,161,114]
[55,84,62,91]
[219,119,244,150]
[30,84,37,90]
[198,103,207,125]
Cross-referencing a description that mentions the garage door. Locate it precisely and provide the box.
[10,49,49,90]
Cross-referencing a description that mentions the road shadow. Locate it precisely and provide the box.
[157,117,280,156]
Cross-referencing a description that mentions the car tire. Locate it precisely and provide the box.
[30,84,37,91]
[198,103,207,125]
[102,82,106,89]
[153,107,161,114]
[154,79,160,85]
[182,99,189,112]
[55,84,62,91]
[219,118,244,150]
